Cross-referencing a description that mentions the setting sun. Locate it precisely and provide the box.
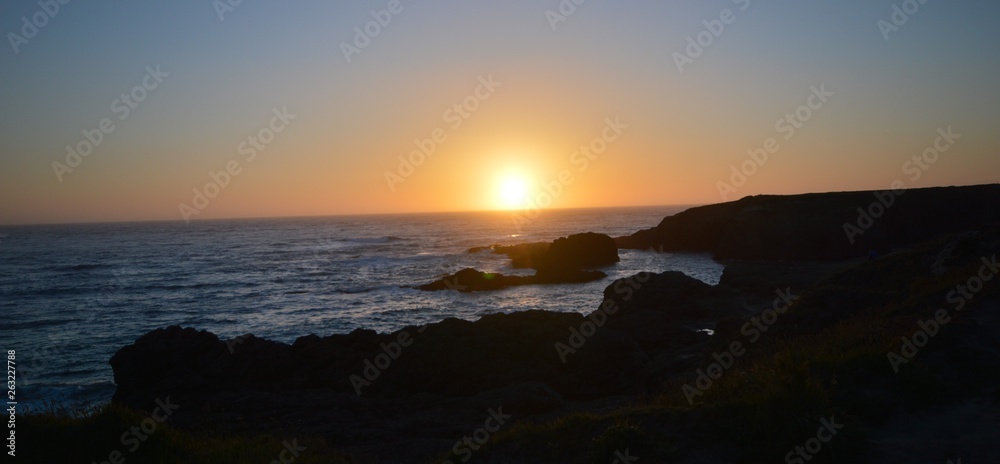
[497,175,531,210]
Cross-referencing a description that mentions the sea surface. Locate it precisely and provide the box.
[0,206,724,410]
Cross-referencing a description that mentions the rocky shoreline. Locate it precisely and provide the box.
[105,184,1000,463]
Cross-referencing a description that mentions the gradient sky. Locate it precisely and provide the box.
[1,0,998,225]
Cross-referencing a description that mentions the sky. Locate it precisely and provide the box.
[1,0,998,225]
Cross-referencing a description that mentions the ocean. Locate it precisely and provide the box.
[0,206,723,410]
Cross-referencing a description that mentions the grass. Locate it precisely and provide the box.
[18,403,348,464]
[461,410,680,464]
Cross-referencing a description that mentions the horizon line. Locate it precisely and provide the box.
[4,181,997,228]
[0,202,695,228]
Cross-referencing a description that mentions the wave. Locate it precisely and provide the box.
[340,236,406,244]
[60,367,104,377]
[139,282,230,291]
[3,318,74,330]
[55,263,113,272]
[335,287,375,294]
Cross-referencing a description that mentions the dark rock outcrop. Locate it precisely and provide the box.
[539,232,620,270]
[437,233,619,291]
[416,267,606,292]
[490,232,620,270]
[109,269,750,460]
[109,295,716,410]
[616,184,1000,261]
[503,244,549,269]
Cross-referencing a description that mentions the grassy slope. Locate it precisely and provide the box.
[476,230,1000,463]
[19,403,349,464]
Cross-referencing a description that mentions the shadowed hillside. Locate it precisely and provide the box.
[616,184,1000,260]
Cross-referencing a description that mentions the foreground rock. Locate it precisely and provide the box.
[109,270,753,463]
[416,267,606,292]
[112,271,738,408]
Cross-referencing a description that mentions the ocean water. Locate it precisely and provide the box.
[0,206,723,410]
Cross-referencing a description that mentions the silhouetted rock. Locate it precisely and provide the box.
[545,232,620,269]
[109,270,752,454]
[616,184,1000,260]
[496,232,620,270]
[416,267,606,292]
[470,243,546,270]
[416,268,517,291]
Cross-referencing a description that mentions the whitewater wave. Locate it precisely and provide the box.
[340,236,406,244]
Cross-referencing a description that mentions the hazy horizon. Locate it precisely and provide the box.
[1,201,689,227]
[3,1,999,225]
[3,181,999,227]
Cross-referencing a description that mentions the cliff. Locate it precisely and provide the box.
[616,184,1000,260]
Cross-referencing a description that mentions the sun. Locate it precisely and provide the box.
[497,175,530,210]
